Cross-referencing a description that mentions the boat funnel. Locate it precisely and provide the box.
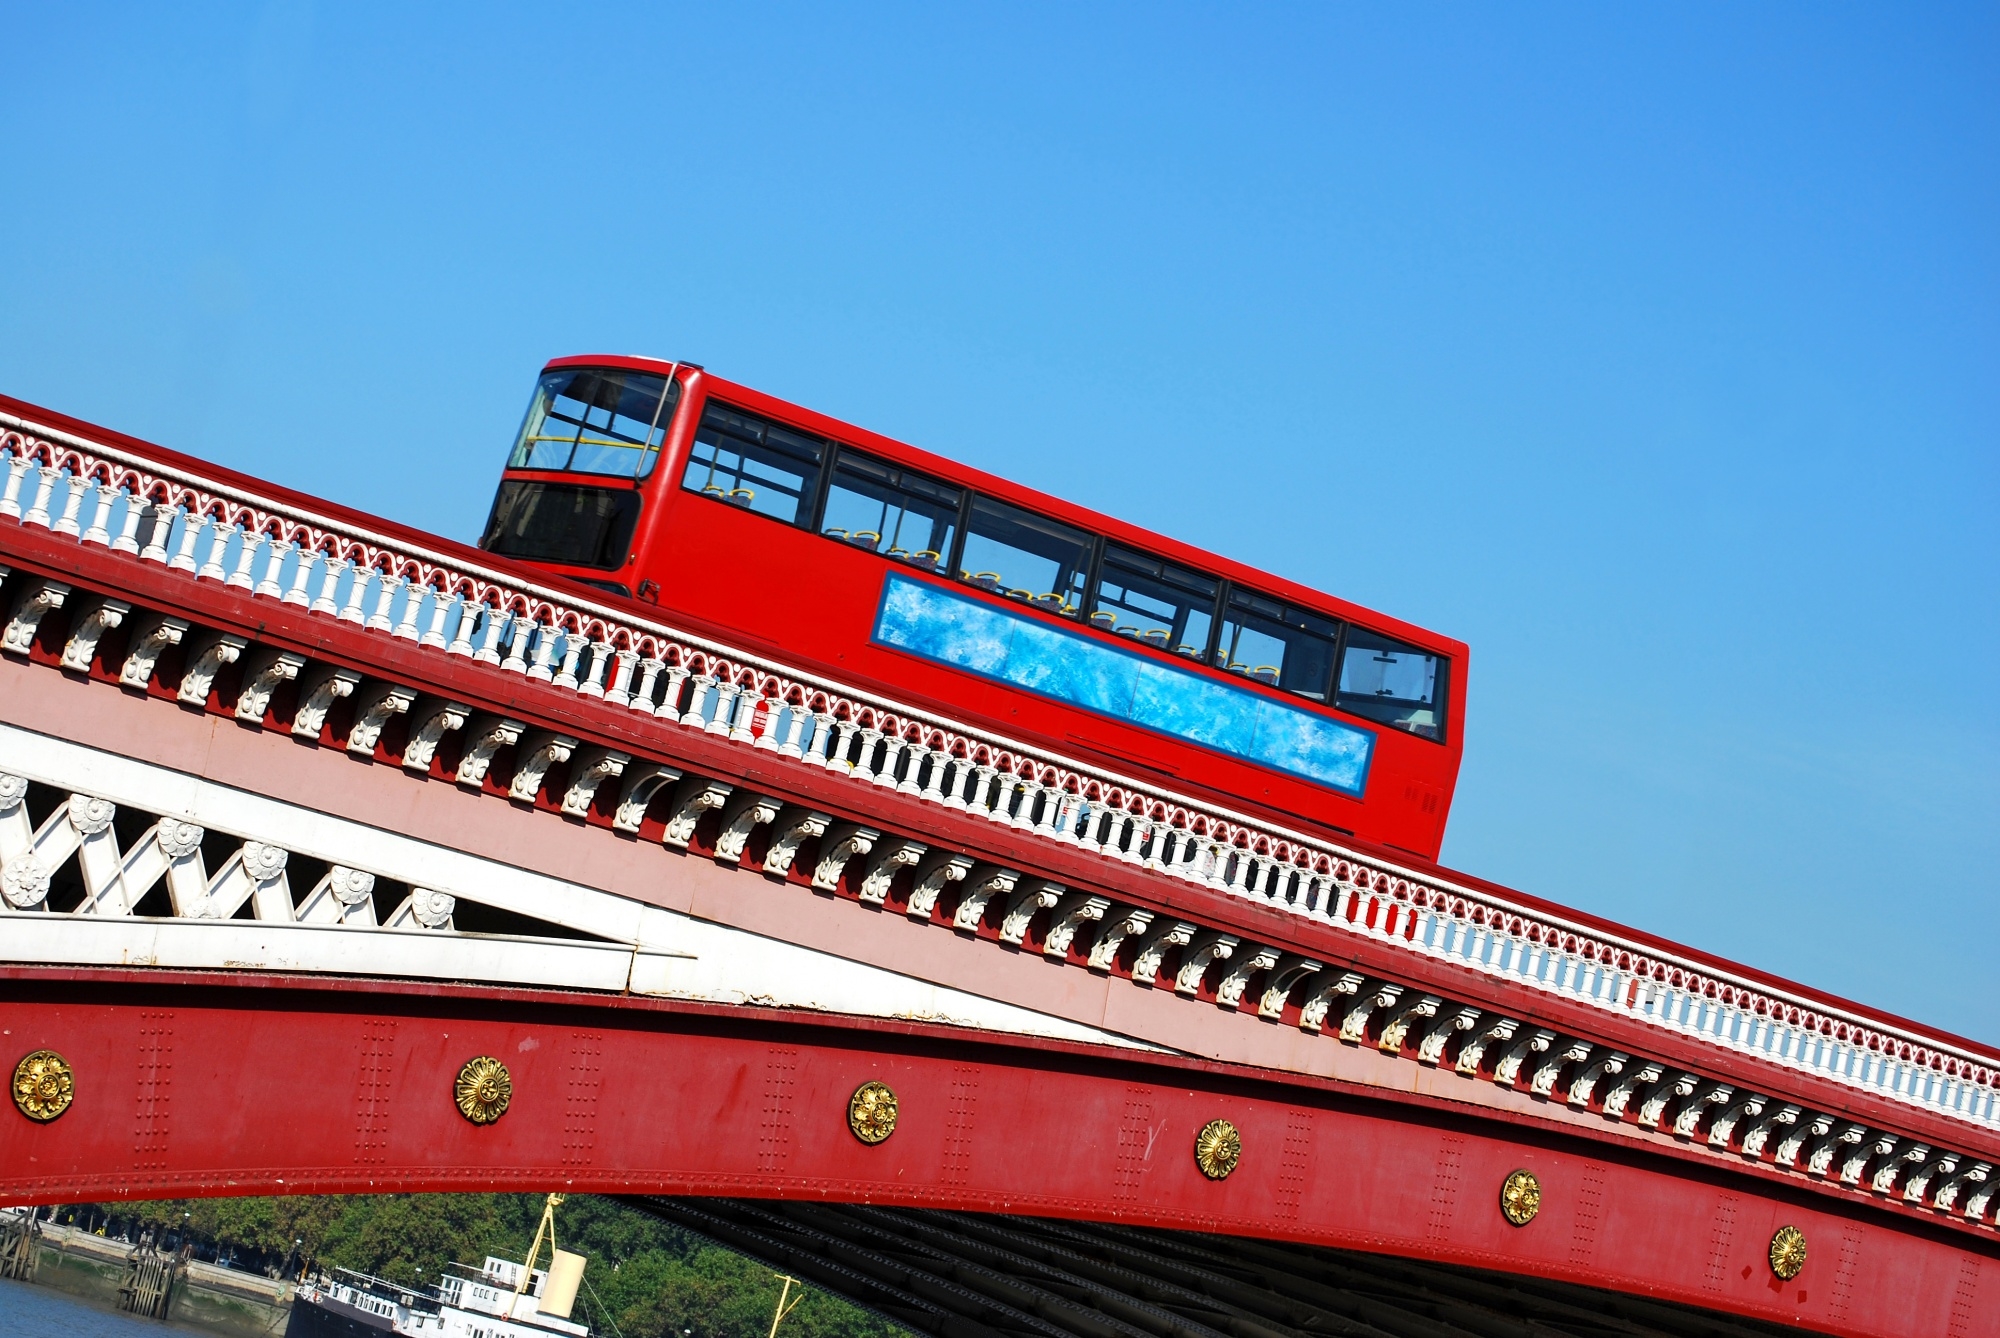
[538,1249,586,1320]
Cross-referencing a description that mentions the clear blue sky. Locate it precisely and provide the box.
[5,6,1995,1041]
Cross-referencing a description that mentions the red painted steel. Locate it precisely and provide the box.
[2,970,1991,1338]
[483,357,1469,860]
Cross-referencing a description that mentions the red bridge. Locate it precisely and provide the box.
[0,393,1993,1338]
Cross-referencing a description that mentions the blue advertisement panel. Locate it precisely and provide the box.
[871,574,1374,796]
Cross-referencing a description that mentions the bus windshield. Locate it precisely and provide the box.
[508,367,679,478]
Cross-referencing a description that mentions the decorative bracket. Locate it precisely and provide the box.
[1042,892,1111,959]
[118,614,188,688]
[561,748,630,819]
[2,579,68,656]
[1215,944,1280,1011]
[998,881,1063,945]
[714,792,783,864]
[348,684,418,757]
[760,806,830,876]
[906,850,975,921]
[1130,919,1197,987]
[612,763,683,833]
[1298,971,1367,1034]
[177,632,248,706]
[455,716,525,787]
[812,823,880,891]
[1174,931,1238,995]
[235,649,307,723]
[292,666,361,739]
[508,732,577,804]
[664,777,734,849]
[951,865,1018,932]
[1341,982,1403,1044]
[60,597,129,673]
[1086,906,1153,971]
[858,839,926,905]
[1257,956,1322,1020]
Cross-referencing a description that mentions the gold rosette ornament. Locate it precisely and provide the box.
[454,1056,512,1124]
[848,1081,898,1144]
[1499,1169,1541,1226]
[1769,1225,1807,1280]
[12,1049,75,1122]
[1194,1119,1241,1180]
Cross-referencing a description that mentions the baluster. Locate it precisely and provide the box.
[814,719,848,771]
[603,650,636,705]
[255,535,291,597]
[679,674,716,728]
[802,711,835,765]
[446,596,482,655]
[961,764,993,816]
[390,575,425,639]
[198,516,234,581]
[778,704,811,758]
[20,460,56,528]
[366,569,402,631]
[168,508,202,571]
[655,665,691,720]
[578,642,614,697]
[881,735,913,791]
[226,526,260,588]
[500,614,533,674]
[339,561,374,623]
[0,451,27,518]
[309,551,344,612]
[847,728,879,781]
[138,502,174,563]
[919,748,950,802]
[526,621,561,680]
[942,754,973,809]
[53,471,88,535]
[112,490,147,554]
[706,678,743,736]
[421,585,455,648]
[1034,788,1067,839]
[80,479,115,545]
[282,542,317,605]
[552,631,585,688]
[629,658,664,712]
[475,604,508,663]
[731,687,766,744]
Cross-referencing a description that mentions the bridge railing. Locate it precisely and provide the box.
[2,413,1994,1133]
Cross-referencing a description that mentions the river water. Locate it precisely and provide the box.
[0,1275,219,1338]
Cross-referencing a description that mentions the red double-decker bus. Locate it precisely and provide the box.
[479,356,1468,860]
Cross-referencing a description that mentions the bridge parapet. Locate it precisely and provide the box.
[2,410,1997,1245]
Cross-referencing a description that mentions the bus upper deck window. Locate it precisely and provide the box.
[960,497,1092,616]
[510,368,678,478]
[822,450,961,571]
[1337,629,1446,740]
[1091,546,1218,659]
[682,404,825,525]
[1216,590,1339,700]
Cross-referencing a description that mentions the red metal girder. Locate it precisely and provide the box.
[0,969,1991,1338]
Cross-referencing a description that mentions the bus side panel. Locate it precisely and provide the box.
[630,486,1461,859]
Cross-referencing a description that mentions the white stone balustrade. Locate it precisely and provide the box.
[2,416,1996,1136]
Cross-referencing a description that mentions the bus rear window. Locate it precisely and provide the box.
[1337,629,1446,739]
[682,404,825,525]
[480,480,640,570]
[509,367,678,477]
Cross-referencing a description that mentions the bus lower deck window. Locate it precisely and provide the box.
[1091,545,1217,658]
[1216,590,1339,700]
[1337,629,1445,739]
[959,497,1092,614]
[822,450,961,570]
[682,403,825,525]
[509,368,678,477]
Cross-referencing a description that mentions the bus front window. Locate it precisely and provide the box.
[509,367,679,477]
